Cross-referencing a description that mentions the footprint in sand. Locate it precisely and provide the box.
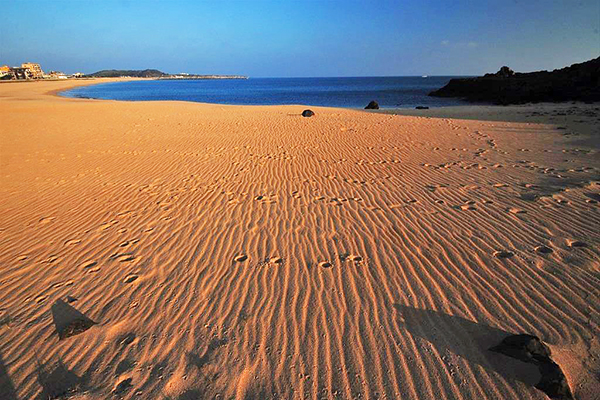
[347,255,363,262]
[119,239,138,248]
[535,245,553,254]
[113,378,133,395]
[42,255,59,263]
[35,295,48,303]
[117,255,136,263]
[234,254,248,262]
[98,223,113,231]
[80,261,98,269]
[269,257,283,264]
[66,296,77,303]
[53,280,74,288]
[123,275,138,284]
[507,207,527,214]
[568,240,588,248]
[318,261,332,268]
[494,250,514,259]
[435,200,445,204]
[483,200,494,204]
[16,255,28,261]
[65,239,81,246]
[39,216,55,225]
[460,202,476,211]
[493,183,508,188]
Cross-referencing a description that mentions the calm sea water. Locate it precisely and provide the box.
[61,77,471,108]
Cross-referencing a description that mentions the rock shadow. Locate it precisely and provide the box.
[0,352,17,400]
[36,358,82,399]
[392,305,540,387]
[51,299,96,340]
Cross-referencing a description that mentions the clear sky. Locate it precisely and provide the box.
[1,0,598,77]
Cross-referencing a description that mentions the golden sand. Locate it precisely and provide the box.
[0,80,598,399]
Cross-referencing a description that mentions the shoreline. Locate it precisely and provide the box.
[51,78,600,136]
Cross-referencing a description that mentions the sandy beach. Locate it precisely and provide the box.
[0,79,598,399]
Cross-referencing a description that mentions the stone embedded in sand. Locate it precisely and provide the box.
[234,254,248,262]
[364,100,379,110]
[318,261,332,268]
[490,334,573,400]
[301,109,315,117]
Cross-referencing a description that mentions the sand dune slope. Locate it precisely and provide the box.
[0,81,599,399]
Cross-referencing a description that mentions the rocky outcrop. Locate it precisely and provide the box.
[490,334,573,400]
[429,57,600,105]
[365,100,379,109]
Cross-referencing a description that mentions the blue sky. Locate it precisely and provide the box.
[1,0,598,77]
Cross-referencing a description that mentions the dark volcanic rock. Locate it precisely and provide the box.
[490,334,551,362]
[365,100,379,109]
[415,106,429,109]
[429,57,600,105]
[302,109,315,117]
[490,334,573,400]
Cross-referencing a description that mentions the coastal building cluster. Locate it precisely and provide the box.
[0,62,83,80]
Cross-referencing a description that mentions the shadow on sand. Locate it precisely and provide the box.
[392,305,541,387]
[51,299,96,340]
[36,358,82,400]
[0,352,18,400]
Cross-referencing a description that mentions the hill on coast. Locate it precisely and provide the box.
[85,69,168,78]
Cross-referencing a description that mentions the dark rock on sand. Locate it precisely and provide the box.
[415,106,429,109]
[302,109,315,117]
[490,334,573,400]
[429,57,600,105]
[365,100,379,110]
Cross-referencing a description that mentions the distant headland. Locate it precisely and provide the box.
[86,69,248,80]
[0,63,247,81]
[429,57,600,105]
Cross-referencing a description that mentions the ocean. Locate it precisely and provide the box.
[60,76,472,108]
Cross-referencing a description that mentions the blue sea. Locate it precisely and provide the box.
[61,76,471,109]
